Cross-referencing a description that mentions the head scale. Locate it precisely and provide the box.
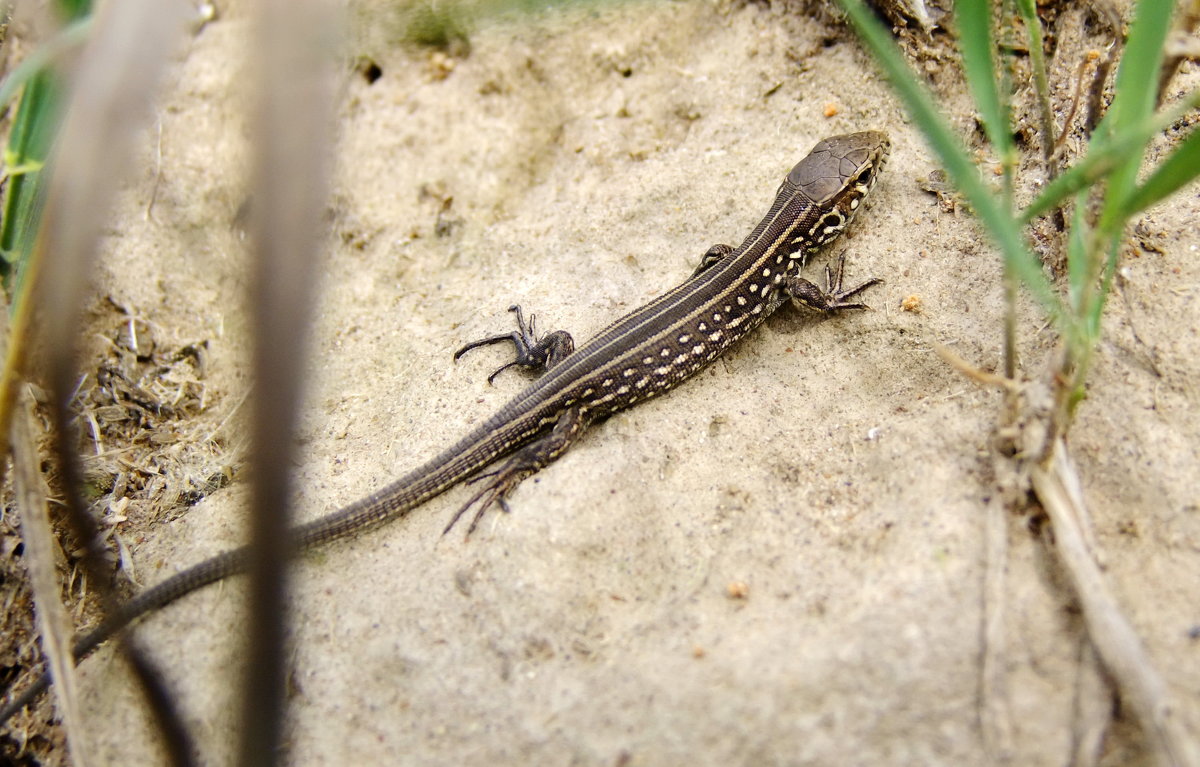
[785,130,888,250]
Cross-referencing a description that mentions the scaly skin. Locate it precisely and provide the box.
[1,131,888,724]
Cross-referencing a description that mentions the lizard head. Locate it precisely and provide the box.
[786,130,889,250]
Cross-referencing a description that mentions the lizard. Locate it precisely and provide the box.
[0,130,889,723]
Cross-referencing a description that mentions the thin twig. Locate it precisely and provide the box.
[145,115,163,221]
[1155,1,1200,108]
[1082,3,1122,134]
[933,342,1019,391]
[1053,51,1102,156]
[1031,439,1200,767]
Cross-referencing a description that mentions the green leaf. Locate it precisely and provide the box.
[1099,0,1174,223]
[835,0,1060,320]
[0,16,92,111]
[1022,89,1200,223]
[1091,231,1122,341]
[1121,126,1200,216]
[956,0,1014,165]
[1109,0,1173,130]
[56,0,92,20]
[0,15,92,286]
[1065,192,1090,318]
[1,72,61,268]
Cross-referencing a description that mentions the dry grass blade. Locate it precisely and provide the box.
[10,389,88,767]
[33,0,187,357]
[1070,641,1111,767]
[240,0,336,762]
[932,343,1017,392]
[0,1,190,457]
[1031,440,1200,767]
[6,0,196,761]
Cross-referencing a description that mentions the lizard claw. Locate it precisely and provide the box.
[785,256,881,312]
[454,305,575,383]
[443,463,524,538]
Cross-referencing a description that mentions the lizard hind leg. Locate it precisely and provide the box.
[453,304,575,384]
[689,243,735,278]
[444,407,591,537]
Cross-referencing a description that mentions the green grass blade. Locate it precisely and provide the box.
[1,72,61,273]
[1021,88,1200,222]
[1107,0,1173,131]
[835,0,1061,320]
[1065,192,1090,317]
[1061,192,1103,394]
[1089,231,1122,342]
[1023,148,1121,224]
[956,0,1015,169]
[1120,125,1200,216]
[1099,0,1174,220]
[57,0,92,19]
[0,16,92,111]
[1014,0,1057,161]
[1078,0,1177,353]
[0,14,93,286]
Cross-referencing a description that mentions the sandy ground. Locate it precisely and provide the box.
[2,0,1199,764]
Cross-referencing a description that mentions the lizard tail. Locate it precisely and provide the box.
[0,404,546,724]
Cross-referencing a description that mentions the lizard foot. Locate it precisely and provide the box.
[785,256,882,312]
[454,305,574,384]
[443,407,590,538]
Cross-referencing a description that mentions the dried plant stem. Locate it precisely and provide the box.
[10,388,89,766]
[1053,51,1101,156]
[1068,639,1111,767]
[980,494,1014,764]
[1031,439,1200,767]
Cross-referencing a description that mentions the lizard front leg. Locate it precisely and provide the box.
[454,304,575,383]
[784,255,881,312]
[444,406,591,536]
